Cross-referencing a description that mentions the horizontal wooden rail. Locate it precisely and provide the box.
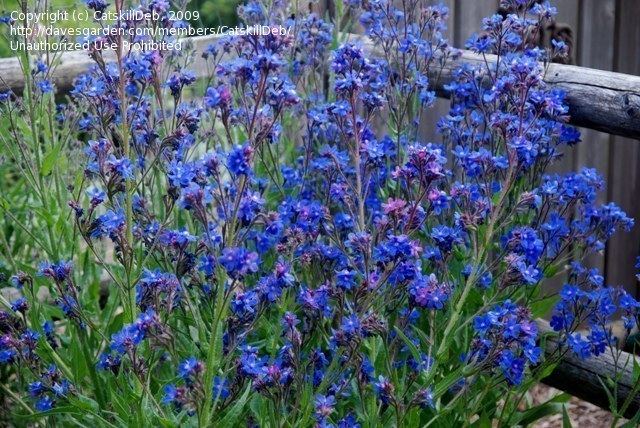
[0,33,639,139]
[538,320,640,419]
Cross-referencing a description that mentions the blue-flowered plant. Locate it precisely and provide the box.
[0,0,639,426]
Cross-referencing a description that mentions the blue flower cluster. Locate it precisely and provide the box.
[1,0,637,425]
[472,301,540,385]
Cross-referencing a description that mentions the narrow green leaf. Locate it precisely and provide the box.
[513,402,563,426]
[562,405,572,428]
[216,383,252,426]
[41,145,61,176]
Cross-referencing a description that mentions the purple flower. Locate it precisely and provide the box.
[204,85,231,109]
[409,274,450,310]
[38,261,73,282]
[314,394,336,419]
[86,187,106,206]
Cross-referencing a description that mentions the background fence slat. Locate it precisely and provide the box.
[606,0,640,297]
[574,0,616,279]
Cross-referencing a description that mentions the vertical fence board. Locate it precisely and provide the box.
[606,0,640,297]
[538,0,580,294]
[453,0,497,48]
[547,0,579,176]
[573,0,616,276]
[420,0,499,143]
[419,0,457,143]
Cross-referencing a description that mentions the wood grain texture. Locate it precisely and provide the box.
[575,0,615,279]
[606,0,640,297]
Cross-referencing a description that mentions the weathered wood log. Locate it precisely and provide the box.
[538,320,640,419]
[1,33,640,139]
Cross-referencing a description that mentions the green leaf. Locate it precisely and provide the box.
[15,405,82,420]
[215,383,252,426]
[531,295,560,318]
[41,145,61,176]
[394,326,422,363]
[434,367,464,397]
[562,405,572,428]
[470,412,491,428]
[513,402,563,426]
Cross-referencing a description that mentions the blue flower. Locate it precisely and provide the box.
[431,225,462,254]
[524,344,542,364]
[499,350,525,385]
[84,0,108,13]
[110,325,143,355]
[162,384,180,406]
[167,160,197,188]
[227,144,253,176]
[35,395,55,411]
[38,261,73,282]
[213,377,230,400]
[97,352,121,372]
[204,85,231,109]
[11,297,28,314]
[91,210,125,239]
[219,247,259,279]
[231,290,260,319]
[37,80,54,94]
[409,274,450,310]
[28,381,45,397]
[373,375,395,405]
[414,387,434,409]
[340,314,361,337]
[178,357,203,384]
[86,187,106,206]
[568,333,591,360]
[106,156,134,180]
[125,56,153,81]
[336,269,358,291]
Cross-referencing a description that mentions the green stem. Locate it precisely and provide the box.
[200,268,230,426]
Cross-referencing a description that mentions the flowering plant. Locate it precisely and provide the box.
[1,0,639,426]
